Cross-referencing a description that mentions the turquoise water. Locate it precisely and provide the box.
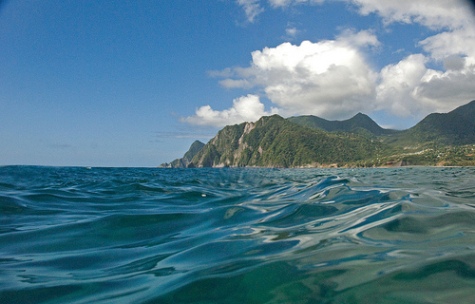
[1,166,475,303]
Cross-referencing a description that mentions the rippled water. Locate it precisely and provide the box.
[1,166,475,303]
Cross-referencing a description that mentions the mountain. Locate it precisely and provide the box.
[403,100,475,145]
[164,140,205,168]
[288,112,397,136]
[165,100,475,168]
[189,115,378,168]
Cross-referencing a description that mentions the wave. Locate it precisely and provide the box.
[1,166,475,303]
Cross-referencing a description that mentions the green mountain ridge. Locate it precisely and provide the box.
[165,100,475,168]
[163,140,204,168]
[404,100,475,145]
[288,112,397,136]
[189,115,378,168]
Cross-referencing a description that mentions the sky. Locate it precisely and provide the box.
[1,0,475,167]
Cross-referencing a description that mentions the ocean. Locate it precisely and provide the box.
[1,166,475,303]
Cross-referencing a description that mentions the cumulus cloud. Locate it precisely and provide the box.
[190,0,475,128]
[348,0,474,29]
[360,0,475,116]
[216,30,379,119]
[443,55,466,71]
[414,63,475,112]
[419,27,475,60]
[347,0,475,60]
[182,95,278,127]
[376,54,430,116]
[376,52,475,116]
[267,0,474,28]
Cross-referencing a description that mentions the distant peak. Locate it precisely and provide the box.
[351,112,371,120]
[190,140,205,147]
[258,114,284,123]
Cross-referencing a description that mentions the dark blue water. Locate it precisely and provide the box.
[1,166,475,303]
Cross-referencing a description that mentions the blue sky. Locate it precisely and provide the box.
[1,0,475,167]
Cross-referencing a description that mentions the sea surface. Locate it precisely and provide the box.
[1,166,475,303]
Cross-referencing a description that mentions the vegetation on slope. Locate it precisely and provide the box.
[162,140,205,168]
[165,100,475,168]
[190,115,379,168]
[288,112,397,136]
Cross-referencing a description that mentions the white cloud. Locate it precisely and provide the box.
[355,0,475,116]
[268,0,292,7]
[376,54,430,116]
[285,26,299,38]
[376,53,475,117]
[218,78,253,89]
[268,0,474,29]
[182,95,278,127]
[236,0,264,23]
[345,0,475,63]
[414,63,475,112]
[190,0,475,128]
[337,28,380,48]
[348,0,474,30]
[269,0,324,8]
[419,27,475,60]
[216,30,379,119]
